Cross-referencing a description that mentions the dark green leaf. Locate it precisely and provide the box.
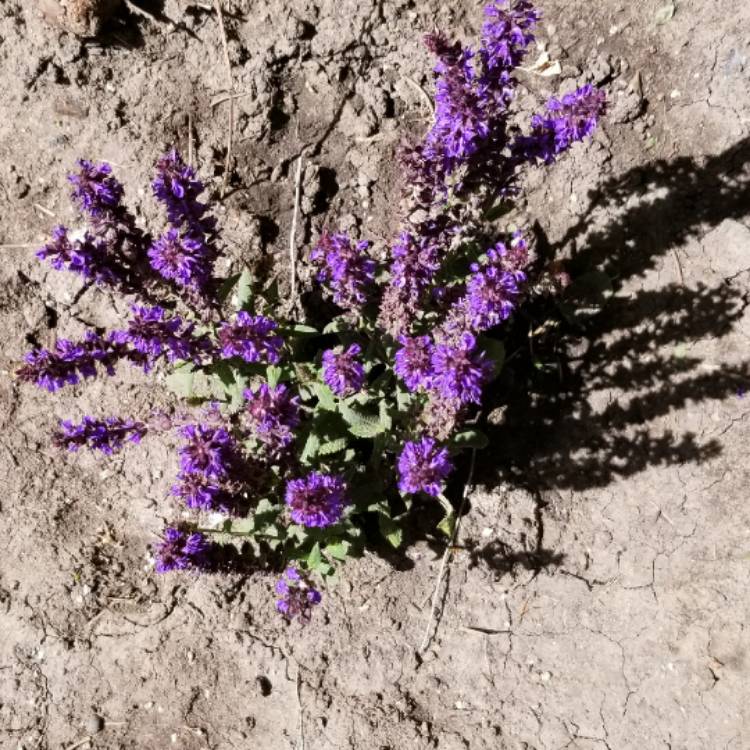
[319,437,348,456]
[307,542,323,571]
[378,513,403,548]
[235,268,254,310]
[165,368,195,397]
[216,273,241,304]
[313,382,337,411]
[451,429,489,450]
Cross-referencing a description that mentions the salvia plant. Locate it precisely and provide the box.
[18,0,605,623]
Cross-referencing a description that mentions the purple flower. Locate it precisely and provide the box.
[110,305,207,368]
[68,159,123,220]
[178,424,236,479]
[148,228,214,292]
[171,472,228,511]
[378,228,445,333]
[397,437,454,497]
[152,149,216,236]
[431,332,492,404]
[321,344,365,397]
[394,334,434,391]
[36,225,125,287]
[217,312,283,364]
[54,416,146,455]
[153,527,210,573]
[460,242,526,331]
[285,472,348,528]
[243,383,301,458]
[515,84,607,164]
[17,333,125,392]
[310,232,376,311]
[275,566,322,623]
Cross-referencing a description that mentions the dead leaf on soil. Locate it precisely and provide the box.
[655,2,676,25]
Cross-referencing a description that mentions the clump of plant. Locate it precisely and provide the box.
[18,0,605,622]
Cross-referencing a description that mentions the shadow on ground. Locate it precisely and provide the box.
[466,135,750,571]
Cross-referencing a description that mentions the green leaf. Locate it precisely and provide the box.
[484,200,511,222]
[266,365,283,388]
[235,268,254,310]
[301,431,321,463]
[323,319,346,334]
[216,273,241,304]
[313,382,337,411]
[285,323,319,337]
[325,540,351,561]
[165,367,195,397]
[319,437,348,456]
[437,511,456,538]
[339,402,385,438]
[307,542,323,571]
[378,513,403,548]
[452,429,489,450]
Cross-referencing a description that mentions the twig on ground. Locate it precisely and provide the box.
[210,91,250,109]
[289,155,304,306]
[296,668,305,750]
[187,112,194,168]
[0,244,35,249]
[418,447,477,653]
[32,203,55,218]
[64,737,92,750]
[672,247,685,284]
[213,0,234,198]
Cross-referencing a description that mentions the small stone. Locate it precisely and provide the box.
[84,714,104,734]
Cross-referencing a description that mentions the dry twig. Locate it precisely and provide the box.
[296,669,305,750]
[213,0,234,197]
[418,448,477,653]
[288,155,304,306]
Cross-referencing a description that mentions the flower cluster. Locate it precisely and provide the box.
[150,150,218,301]
[285,472,348,528]
[310,232,376,311]
[398,437,454,497]
[19,0,606,627]
[514,84,607,164]
[243,383,301,458]
[218,312,283,364]
[322,344,365,397]
[154,527,211,573]
[54,417,146,455]
[275,567,322,623]
[17,332,124,392]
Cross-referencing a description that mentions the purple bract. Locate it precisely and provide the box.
[285,472,348,528]
[153,527,210,573]
[275,566,322,623]
[321,344,365,397]
[217,312,283,364]
[397,436,454,497]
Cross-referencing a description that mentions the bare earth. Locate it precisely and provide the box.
[0,0,748,748]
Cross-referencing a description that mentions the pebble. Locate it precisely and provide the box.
[84,713,104,734]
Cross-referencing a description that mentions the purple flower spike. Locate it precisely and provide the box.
[310,232,376,311]
[110,305,207,369]
[171,472,228,511]
[153,527,210,573]
[321,344,365,397]
[243,383,301,458]
[152,149,216,236]
[218,312,283,364]
[431,332,492,404]
[463,242,526,331]
[17,333,125,392]
[285,472,348,528]
[515,84,607,164]
[148,228,213,292]
[275,566,322,623]
[394,334,435,391]
[68,159,124,220]
[54,416,146,455]
[397,437,454,497]
[178,424,236,479]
